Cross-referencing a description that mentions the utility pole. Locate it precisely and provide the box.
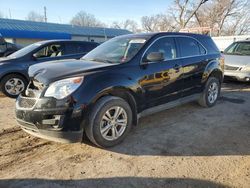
[9,9,12,19]
[44,6,47,22]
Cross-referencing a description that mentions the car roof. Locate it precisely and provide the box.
[117,32,210,39]
[234,40,250,43]
[33,39,98,45]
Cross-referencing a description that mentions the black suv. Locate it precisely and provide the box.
[15,33,224,147]
[0,40,98,98]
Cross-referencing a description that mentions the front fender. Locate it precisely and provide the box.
[75,72,141,107]
[0,64,29,81]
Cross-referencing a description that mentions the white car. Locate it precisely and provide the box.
[223,40,250,82]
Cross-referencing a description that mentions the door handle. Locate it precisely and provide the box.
[173,64,182,70]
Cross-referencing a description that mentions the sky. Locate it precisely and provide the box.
[0,0,172,25]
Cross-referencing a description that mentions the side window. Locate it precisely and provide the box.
[178,37,203,57]
[145,37,177,61]
[65,43,79,55]
[33,44,65,59]
[65,43,96,55]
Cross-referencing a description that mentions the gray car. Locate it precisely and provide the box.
[223,40,250,82]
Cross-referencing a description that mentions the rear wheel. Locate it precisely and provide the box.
[198,77,221,107]
[85,96,132,148]
[0,74,27,98]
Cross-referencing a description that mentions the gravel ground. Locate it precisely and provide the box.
[0,82,249,188]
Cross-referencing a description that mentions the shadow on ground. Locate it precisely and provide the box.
[0,177,229,188]
[85,82,250,156]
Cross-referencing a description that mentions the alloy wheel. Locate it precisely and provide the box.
[207,82,219,104]
[100,106,128,141]
[5,78,25,96]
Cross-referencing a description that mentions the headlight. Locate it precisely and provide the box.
[44,76,84,99]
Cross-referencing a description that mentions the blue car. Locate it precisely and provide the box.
[0,40,98,98]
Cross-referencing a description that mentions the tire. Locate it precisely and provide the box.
[85,96,133,148]
[0,74,28,98]
[198,77,221,107]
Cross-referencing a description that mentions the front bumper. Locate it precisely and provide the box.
[15,95,85,143]
[224,70,250,82]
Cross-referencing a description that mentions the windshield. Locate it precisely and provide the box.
[8,43,42,58]
[224,42,250,56]
[0,43,6,53]
[82,36,148,64]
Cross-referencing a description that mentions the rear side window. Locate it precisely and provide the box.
[177,37,205,57]
[65,42,97,55]
[198,36,219,54]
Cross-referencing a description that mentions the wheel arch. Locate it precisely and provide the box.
[91,87,139,126]
[202,60,224,84]
[0,72,29,83]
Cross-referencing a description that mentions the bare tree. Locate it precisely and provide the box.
[111,19,139,33]
[70,11,105,27]
[141,14,176,32]
[170,0,208,29]
[194,0,249,36]
[26,11,44,22]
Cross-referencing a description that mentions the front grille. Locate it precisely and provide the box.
[225,65,239,71]
[18,96,37,109]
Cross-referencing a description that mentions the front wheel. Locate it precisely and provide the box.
[0,74,27,98]
[85,96,133,148]
[198,77,221,107]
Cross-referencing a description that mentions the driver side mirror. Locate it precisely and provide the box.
[143,52,165,64]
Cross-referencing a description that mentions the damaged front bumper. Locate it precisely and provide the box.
[15,95,85,143]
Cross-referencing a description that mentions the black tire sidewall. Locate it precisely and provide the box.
[88,97,133,148]
[0,74,27,98]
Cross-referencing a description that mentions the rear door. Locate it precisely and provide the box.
[139,37,184,108]
[176,37,208,97]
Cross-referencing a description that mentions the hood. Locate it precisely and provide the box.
[0,57,10,62]
[0,56,16,63]
[29,59,113,85]
[224,54,250,67]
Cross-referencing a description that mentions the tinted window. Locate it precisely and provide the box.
[178,37,202,57]
[145,37,177,61]
[64,42,96,55]
[197,36,219,54]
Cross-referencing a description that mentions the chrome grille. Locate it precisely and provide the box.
[225,65,239,71]
[18,96,37,109]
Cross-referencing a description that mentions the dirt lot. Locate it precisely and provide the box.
[0,82,249,188]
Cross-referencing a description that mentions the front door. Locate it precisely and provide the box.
[139,37,183,108]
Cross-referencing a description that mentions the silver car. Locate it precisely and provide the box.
[223,40,250,82]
